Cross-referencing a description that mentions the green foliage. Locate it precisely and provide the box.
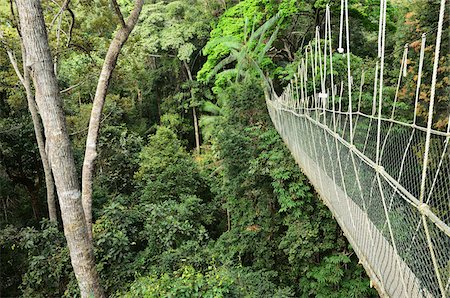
[122,265,294,298]
[96,125,143,195]
[0,225,26,297]
[198,0,286,80]
[135,0,212,62]
[203,75,376,296]
[18,221,73,298]
[122,266,235,298]
[136,125,209,203]
[90,124,217,295]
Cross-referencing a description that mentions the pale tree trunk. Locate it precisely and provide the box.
[5,45,57,222]
[81,0,144,239]
[183,61,200,153]
[15,1,104,297]
[192,107,200,153]
[23,53,58,222]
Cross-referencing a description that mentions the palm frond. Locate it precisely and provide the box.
[250,13,280,42]
[208,54,237,81]
[259,26,279,63]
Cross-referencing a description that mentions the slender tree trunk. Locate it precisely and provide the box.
[227,208,231,231]
[183,61,200,153]
[81,0,144,239]
[25,72,58,222]
[15,1,103,297]
[6,46,57,222]
[192,107,200,153]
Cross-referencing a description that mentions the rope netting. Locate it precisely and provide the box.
[266,0,449,297]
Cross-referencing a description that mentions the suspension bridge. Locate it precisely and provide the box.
[266,0,449,297]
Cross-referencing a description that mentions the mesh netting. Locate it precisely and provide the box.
[266,1,449,296]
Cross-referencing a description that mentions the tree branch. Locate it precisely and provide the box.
[60,80,85,93]
[9,0,21,37]
[66,7,75,46]
[82,0,144,239]
[111,0,126,28]
[6,49,25,85]
[50,0,71,30]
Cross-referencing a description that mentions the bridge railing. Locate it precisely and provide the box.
[267,97,449,297]
[265,0,449,296]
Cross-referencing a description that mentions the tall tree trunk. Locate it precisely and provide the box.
[5,46,57,222]
[81,0,144,240]
[15,1,104,297]
[183,61,200,153]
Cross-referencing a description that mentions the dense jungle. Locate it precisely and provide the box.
[0,0,448,297]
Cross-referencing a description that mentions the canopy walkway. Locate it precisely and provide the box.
[266,0,449,297]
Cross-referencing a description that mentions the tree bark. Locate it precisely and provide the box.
[5,45,57,222]
[192,106,200,153]
[15,1,104,297]
[25,63,58,222]
[81,0,144,239]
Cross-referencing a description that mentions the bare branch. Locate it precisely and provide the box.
[1,29,25,84]
[6,49,25,85]
[60,80,85,93]
[111,0,126,28]
[52,1,73,73]
[9,0,21,37]
[50,0,71,30]
[66,7,75,46]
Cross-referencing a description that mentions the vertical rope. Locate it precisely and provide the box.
[375,0,387,166]
[303,54,309,111]
[327,4,336,133]
[390,45,409,120]
[419,0,446,205]
[418,0,447,296]
[357,69,365,113]
[379,45,409,160]
[344,0,353,145]
[321,9,328,125]
[352,69,365,142]
[413,34,426,125]
[374,0,409,295]
[338,0,344,53]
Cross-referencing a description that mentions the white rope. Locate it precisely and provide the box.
[307,42,326,194]
[378,45,409,166]
[419,0,446,205]
[418,0,447,295]
[375,0,387,166]
[413,33,426,125]
[351,69,365,142]
[344,0,353,145]
[390,45,409,119]
[338,0,344,53]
